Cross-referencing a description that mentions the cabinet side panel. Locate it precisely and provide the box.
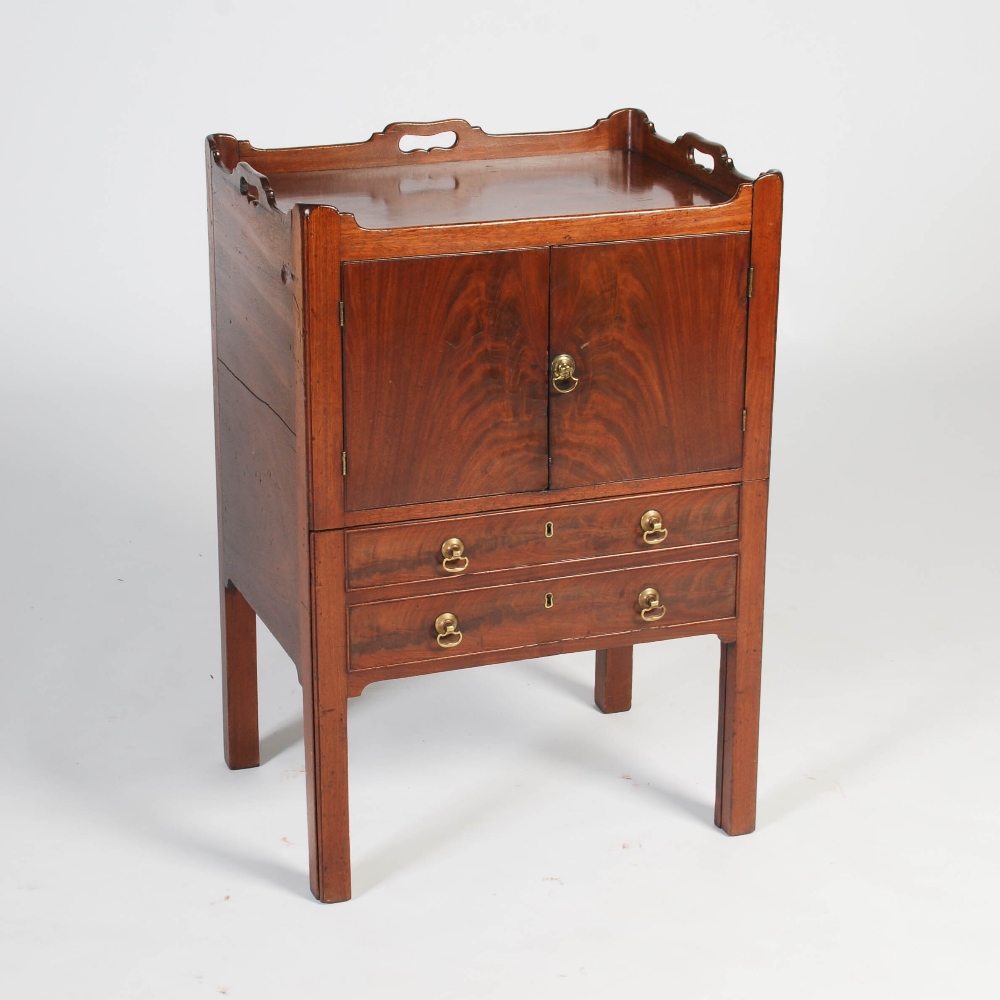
[743,172,783,482]
[209,157,308,666]
[216,365,305,664]
[211,164,297,431]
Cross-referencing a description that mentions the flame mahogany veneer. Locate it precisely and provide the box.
[206,109,783,902]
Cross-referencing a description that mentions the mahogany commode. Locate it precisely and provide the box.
[205,109,783,902]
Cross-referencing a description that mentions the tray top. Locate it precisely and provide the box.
[211,110,752,232]
[266,150,728,229]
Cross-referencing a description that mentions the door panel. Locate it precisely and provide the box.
[342,250,549,510]
[549,234,749,489]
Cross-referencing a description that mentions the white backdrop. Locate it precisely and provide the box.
[1,2,998,998]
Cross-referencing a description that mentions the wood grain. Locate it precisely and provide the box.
[211,162,297,431]
[209,110,754,264]
[714,168,783,833]
[289,207,315,683]
[300,207,345,531]
[215,365,305,665]
[344,539,740,606]
[347,556,737,673]
[221,582,259,769]
[743,171,784,483]
[220,109,751,194]
[715,638,735,828]
[209,142,306,714]
[340,467,739,529]
[716,478,769,835]
[595,646,633,714]
[342,250,549,510]
[306,531,351,902]
[269,150,728,228]
[348,619,738,696]
[549,234,749,488]
[634,126,752,197]
[345,485,739,590]
[209,143,311,675]
[336,193,751,261]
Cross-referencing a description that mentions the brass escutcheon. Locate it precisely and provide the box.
[637,587,666,622]
[434,612,463,648]
[440,537,469,573]
[544,592,554,609]
[544,521,554,538]
[640,510,669,545]
[551,353,579,394]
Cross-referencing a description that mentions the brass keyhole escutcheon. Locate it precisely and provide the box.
[637,587,666,622]
[544,592,554,609]
[434,612,463,648]
[640,510,669,545]
[550,353,579,394]
[544,521,554,538]
[440,537,469,573]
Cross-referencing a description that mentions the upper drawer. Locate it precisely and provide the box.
[345,484,738,590]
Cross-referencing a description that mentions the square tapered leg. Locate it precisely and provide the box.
[222,582,259,770]
[595,646,633,714]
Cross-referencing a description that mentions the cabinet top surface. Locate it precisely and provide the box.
[209,109,753,231]
[267,150,728,228]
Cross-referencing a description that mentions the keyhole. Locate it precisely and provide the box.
[544,593,554,609]
[544,521,554,538]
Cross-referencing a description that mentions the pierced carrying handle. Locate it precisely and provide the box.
[371,119,486,157]
[677,131,736,177]
[235,170,277,209]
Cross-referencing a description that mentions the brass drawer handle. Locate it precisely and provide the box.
[434,612,463,647]
[440,537,469,573]
[640,510,668,545]
[551,353,579,394]
[637,587,666,622]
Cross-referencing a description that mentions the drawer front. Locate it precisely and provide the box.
[346,485,738,590]
[348,555,737,672]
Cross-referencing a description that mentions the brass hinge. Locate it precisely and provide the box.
[341,451,347,476]
[742,409,747,433]
[747,266,755,300]
[339,301,345,327]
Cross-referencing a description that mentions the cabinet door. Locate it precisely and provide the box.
[549,234,750,489]
[342,249,549,510]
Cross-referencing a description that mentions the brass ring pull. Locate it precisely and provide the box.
[640,510,668,545]
[440,537,469,574]
[551,353,579,394]
[434,612,463,648]
[637,587,666,622]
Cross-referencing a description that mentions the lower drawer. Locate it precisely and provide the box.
[345,485,739,590]
[348,555,737,672]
